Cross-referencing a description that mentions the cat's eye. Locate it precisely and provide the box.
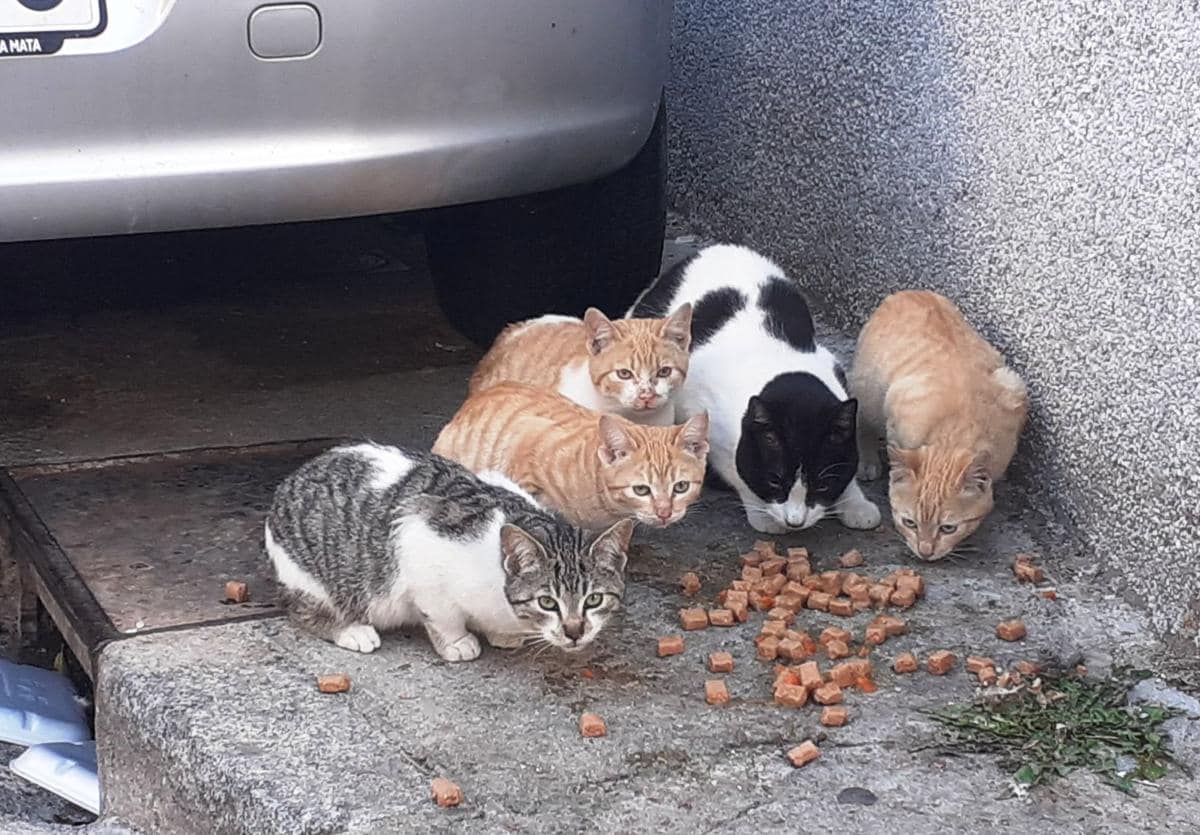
[584,593,603,608]
[938,523,958,535]
[901,517,918,529]
[672,481,690,494]
[616,369,634,380]
[632,484,651,496]
[657,367,672,378]
[537,596,558,611]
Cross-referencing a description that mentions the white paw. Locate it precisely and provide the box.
[334,624,381,654]
[438,633,482,662]
[486,632,528,649]
[857,460,881,481]
[840,497,882,530]
[746,512,790,534]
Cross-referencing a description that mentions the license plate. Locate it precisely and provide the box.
[0,0,106,57]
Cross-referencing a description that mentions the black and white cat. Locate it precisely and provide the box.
[628,244,880,534]
[265,443,633,661]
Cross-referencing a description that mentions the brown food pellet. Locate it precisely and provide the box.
[580,712,607,737]
[893,653,919,674]
[1013,561,1044,584]
[894,574,925,598]
[806,591,832,611]
[728,598,750,623]
[798,660,823,690]
[820,705,850,727]
[824,639,851,660]
[787,740,820,768]
[830,662,859,688]
[776,592,806,612]
[767,607,796,625]
[761,557,787,577]
[868,584,893,607]
[705,679,731,705]
[786,561,812,581]
[657,635,685,657]
[774,666,802,688]
[966,656,996,674]
[819,627,852,645]
[813,682,844,705]
[864,625,887,645]
[430,777,463,808]
[777,638,806,661]
[978,666,998,687]
[828,597,855,617]
[730,579,751,592]
[709,652,735,673]
[224,580,249,603]
[740,551,764,567]
[708,608,736,627]
[757,636,782,661]
[996,619,1027,641]
[679,608,709,631]
[1040,588,1058,600]
[890,588,917,608]
[1014,660,1043,677]
[761,619,788,638]
[926,650,957,675]
[754,539,778,556]
[774,683,809,708]
[317,674,351,694]
[742,566,764,582]
[680,572,702,596]
[838,549,864,568]
[818,571,844,596]
[874,615,908,637]
[749,592,776,612]
[766,574,789,595]
[787,546,810,561]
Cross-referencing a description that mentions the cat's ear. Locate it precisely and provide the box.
[744,396,773,430]
[499,524,545,577]
[961,452,992,495]
[676,411,710,459]
[583,308,617,356]
[660,303,693,351]
[887,446,919,484]
[827,398,858,445]
[589,518,635,574]
[597,415,636,466]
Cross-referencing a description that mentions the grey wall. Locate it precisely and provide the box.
[667,0,1200,657]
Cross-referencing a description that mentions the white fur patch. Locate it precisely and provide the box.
[477,469,541,507]
[506,314,581,340]
[336,443,414,490]
[264,521,332,605]
[557,360,606,411]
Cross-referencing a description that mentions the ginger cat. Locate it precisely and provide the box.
[468,305,692,426]
[849,290,1028,561]
[433,382,709,531]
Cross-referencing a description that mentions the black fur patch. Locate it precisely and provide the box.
[759,278,816,352]
[734,373,858,511]
[629,252,696,317]
[691,288,747,347]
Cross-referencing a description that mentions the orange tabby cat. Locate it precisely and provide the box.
[849,290,1028,561]
[468,305,692,426]
[433,382,709,531]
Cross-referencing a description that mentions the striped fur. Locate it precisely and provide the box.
[433,382,709,531]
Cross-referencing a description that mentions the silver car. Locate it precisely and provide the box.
[0,0,672,342]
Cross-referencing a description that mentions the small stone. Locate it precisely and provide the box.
[836,786,878,806]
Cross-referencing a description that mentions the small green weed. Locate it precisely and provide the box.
[928,672,1177,794]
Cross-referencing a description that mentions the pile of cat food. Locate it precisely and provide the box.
[656,539,1038,769]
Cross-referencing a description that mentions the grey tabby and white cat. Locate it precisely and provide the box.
[265,443,634,661]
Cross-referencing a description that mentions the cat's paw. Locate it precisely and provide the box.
[840,497,882,530]
[438,633,482,662]
[486,632,528,649]
[334,624,381,654]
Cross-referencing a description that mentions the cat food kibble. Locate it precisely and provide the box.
[828,598,855,617]
[657,635,685,657]
[761,557,787,577]
[757,636,781,661]
[1012,553,1045,584]
[818,571,844,595]
[966,656,995,675]
[893,652,919,674]
[978,666,998,687]
[679,608,709,631]
[787,740,820,768]
[680,572,702,596]
[868,584,893,607]
[224,580,249,603]
[813,682,844,705]
[820,705,849,727]
[798,660,823,690]
[824,639,850,660]
[786,561,812,581]
[767,607,796,625]
[894,573,925,598]
[839,549,864,568]
[317,674,351,694]
[776,592,806,611]
[742,566,763,582]
[926,651,957,675]
[705,679,731,705]
[708,608,735,627]
[430,777,463,808]
[777,638,806,661]
[996,619,1027,641]
[806,591,832,611]
[765,573,788,594]
[874,614,908,637]
[1014,660,1043,677]
[819,627,852,645]
[774,683,809,708]
[728,598,750,622]
[786,546,809,560]
[830,662,859,688]
[1040,588,1058,601]
[749,591,776,611]
[890,588,917,608]
[740,551,764,568]
[864,624,887,645]
[730,579,751,592]
[754,540,778,556]
[709,652,735,673]
[579,713,607,738]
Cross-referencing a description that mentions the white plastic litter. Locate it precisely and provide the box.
[10,740,100,814]
[0,659,90,746]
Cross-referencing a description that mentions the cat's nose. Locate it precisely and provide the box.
[917,542,935,557]
[563,619,585,641]
[655,505,672,522]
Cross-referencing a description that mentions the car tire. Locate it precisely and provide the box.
[425,99,667,347]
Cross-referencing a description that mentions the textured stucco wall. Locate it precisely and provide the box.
[667,1,1200,657]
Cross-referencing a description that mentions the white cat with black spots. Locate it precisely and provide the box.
[628,244,881,534]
